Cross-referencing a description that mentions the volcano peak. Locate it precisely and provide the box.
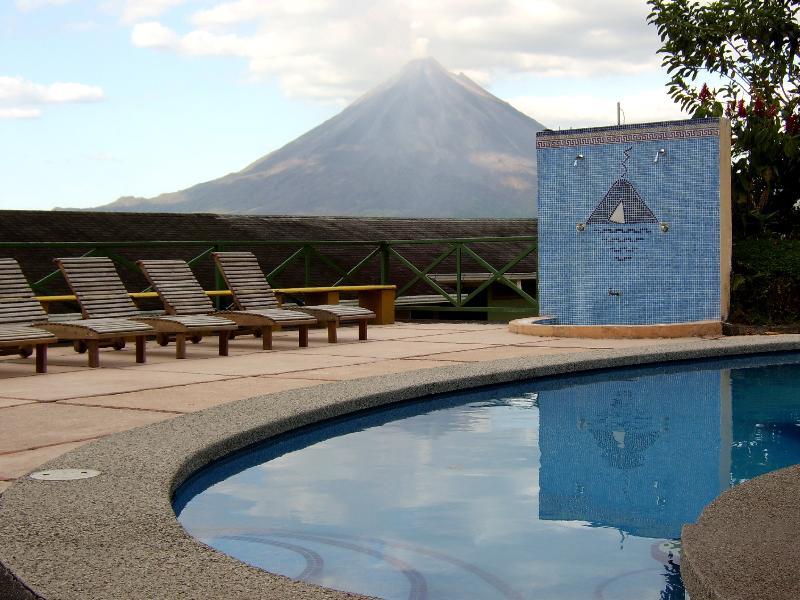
[95,59,545,217]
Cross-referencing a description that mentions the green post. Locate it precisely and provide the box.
[304,245,312,286]
[455,243,462,304]
[379,242,390,285]
[214,244,225,310]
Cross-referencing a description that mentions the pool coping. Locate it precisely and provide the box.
[1,335,800,599]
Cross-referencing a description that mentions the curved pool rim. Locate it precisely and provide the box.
[2,336,800,600]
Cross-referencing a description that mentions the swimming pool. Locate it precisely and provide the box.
[176,352,800,600]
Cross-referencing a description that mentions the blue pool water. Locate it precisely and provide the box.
[175,353,800,600]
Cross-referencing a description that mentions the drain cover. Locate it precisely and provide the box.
[29,468,101,481]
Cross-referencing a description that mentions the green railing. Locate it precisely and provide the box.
[0,237,538,318]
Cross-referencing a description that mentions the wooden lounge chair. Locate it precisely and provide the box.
[0,259,58,373]
[56,257,237,359]
[0,257,152,369]
[212,251,375,343]
[137,259,318,349]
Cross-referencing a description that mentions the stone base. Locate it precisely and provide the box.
[509,316,723,339]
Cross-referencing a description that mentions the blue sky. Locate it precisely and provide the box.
[0,0,688,211]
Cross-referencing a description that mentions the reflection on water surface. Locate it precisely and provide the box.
[176,353,800,600]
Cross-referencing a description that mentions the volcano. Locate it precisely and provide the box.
[94,58,545,217]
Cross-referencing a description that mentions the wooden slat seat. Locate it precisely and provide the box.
[148,314,237,329]
[138,259,316,350]
[220,307,316,326]
[296,304,378,321]
[42,318,153,336]
[56,257,235,360]
[0,325,56,345]
[213,251,376,344]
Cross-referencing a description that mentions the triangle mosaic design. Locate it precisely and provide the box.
[587,178,658,225]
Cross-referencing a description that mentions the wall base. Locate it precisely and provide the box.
[509,316,723,339]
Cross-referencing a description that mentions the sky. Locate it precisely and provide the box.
[0,0,689,211]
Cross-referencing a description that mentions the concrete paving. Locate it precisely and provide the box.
[1,332,798,600]
[0,322,711,490]
[682,463,800,600]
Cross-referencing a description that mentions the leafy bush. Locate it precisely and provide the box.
[730,239,800,323]
[648,0,800,239]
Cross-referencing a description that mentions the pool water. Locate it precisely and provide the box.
[175,353,800,600]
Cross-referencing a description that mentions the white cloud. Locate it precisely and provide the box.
[121,0,189,23]
[125,0,668,104]
[509,89,688,130]
[131,21,179,48]
[0,76,105,119]
[0,107,41,119]
[15,0,74,10]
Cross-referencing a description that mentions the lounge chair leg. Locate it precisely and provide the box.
[87,340,100,368]
[359,321,368,341]
[299,325,309,348]
[175,334,187,359]
[262,327,272,350]
[135,336,146,363]
[219,331,230,356]
[327,322,337,344]
[35,344,47,373]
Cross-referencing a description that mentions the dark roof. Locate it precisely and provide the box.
[0,210,536,242]
[0,210,537,303]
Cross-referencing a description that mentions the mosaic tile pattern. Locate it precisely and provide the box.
[537,118,723,325]
[537,368,726,539]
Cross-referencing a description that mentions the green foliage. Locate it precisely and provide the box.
[730,239,800,323]
[648,0,800,239]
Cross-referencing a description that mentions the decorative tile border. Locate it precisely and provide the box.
[537,119,720,148]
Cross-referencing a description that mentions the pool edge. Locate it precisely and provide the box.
[1,336,799,599]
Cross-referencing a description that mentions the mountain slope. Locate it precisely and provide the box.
[96,58,545,217]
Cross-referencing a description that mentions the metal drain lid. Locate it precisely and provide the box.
[29,468,101,481]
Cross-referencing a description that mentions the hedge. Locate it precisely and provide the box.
[729,239,800,324]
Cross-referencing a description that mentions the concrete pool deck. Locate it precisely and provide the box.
[0,321,703,495]
[1,323,799,599]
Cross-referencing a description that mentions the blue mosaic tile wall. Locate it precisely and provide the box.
[537,118,723,325]
[537,368,727,539]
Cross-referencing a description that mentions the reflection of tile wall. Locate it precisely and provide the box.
[537,118,724,325]
[537,369,725,539]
